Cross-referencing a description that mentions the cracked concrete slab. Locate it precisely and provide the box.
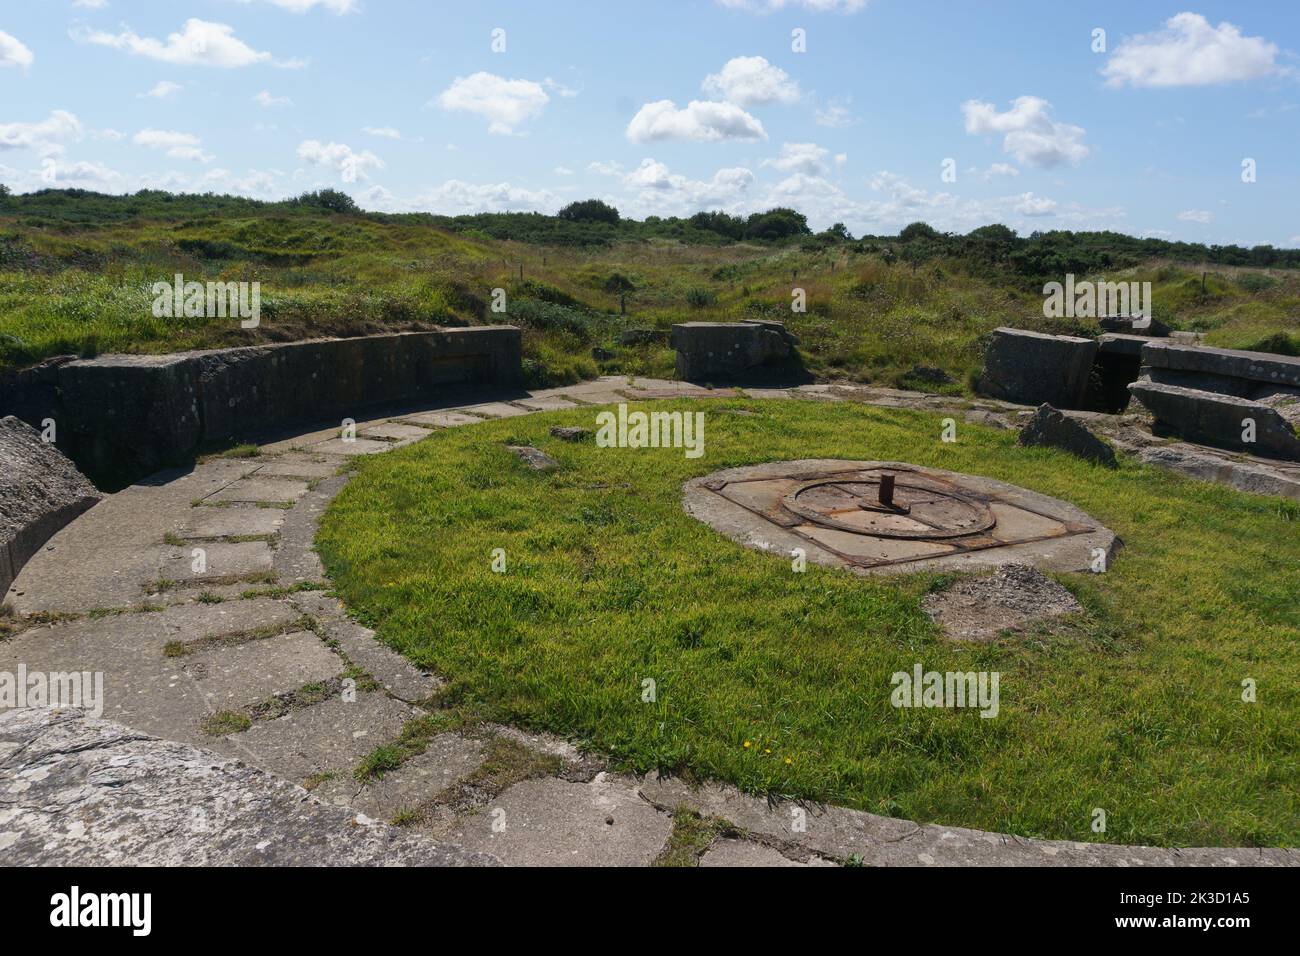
[311,438,395,456]
[175,506,284,539]
[158,540,274,585]
[206,477,311,505]
[699,839,836,867]
[219,692,418,783]
[443,773,672,866]
[315,732,486,823]
[182,631,342,711]
[359,422,429,443]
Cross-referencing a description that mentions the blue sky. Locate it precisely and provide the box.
[1,1,1297,244]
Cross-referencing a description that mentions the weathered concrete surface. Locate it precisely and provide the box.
[0,416,101,598]
[0,708,495,866]
[1130,380,1300,460]
[638,777,1297,867]
[1126,442,1300,500]
[443,773,673,867]
[6,458,252,614]
[699,839,835,867]
[314,732,486,823]
[219,693,418,784]
[980,328,1098,409]
[1018,404,1119,467]
[1143,341,1300,389]
[6,328,521,489]
[671,321,798,382]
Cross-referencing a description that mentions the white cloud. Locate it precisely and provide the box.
[0,30,34,69]
[1102,13,1280,88]
[626,99,766,143]
[763,142,831,175]
[133,128,213,162]
[983,162,1020,179]
[716,0,867,12]
[362,126,401,139]
[0,111,83,157]
[962,96,1089,168]
[74,18,298,69]
[237,0,358,12]
[702,56,800,107]
[402,180,560,215]
[814,100,855,127]
[591,158,755,218]
[142,80,182,99]
[37,159,124,189]
[296,139,383,181]
[1014,193,1057,216]
[543,77,580,98]
[72,0,109,7]
[253,90,293,108]
[1177,209,1213,223]
[436,72,549,135]
[553,165,575,176]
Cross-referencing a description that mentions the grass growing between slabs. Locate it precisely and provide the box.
[317,398,1299,848]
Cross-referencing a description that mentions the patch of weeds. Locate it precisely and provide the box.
[239,580,323,601]
[146,578,176,593]
[257,501,296,510]
[162,531,186,547]
[162,617,307,658]
[201,710,252,736]
[196,591,224,604]
[651,805,725,867]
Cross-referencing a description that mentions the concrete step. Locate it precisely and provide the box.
[1129,379,1300,459]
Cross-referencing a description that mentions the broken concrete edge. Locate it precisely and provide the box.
[0,327,523,491]
[0,416,102,598]
[635,775,1298,867]
[0,706,499,866]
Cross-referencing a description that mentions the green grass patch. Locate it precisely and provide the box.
[317,400,1299,847]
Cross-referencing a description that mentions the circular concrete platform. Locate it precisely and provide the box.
[683,459,1119,575]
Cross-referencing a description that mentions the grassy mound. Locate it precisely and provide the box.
[316,399,1297,846]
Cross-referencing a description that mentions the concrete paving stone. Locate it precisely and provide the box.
[315,732,486,822]
[514,396,580,411]
[443,773,672,867]
[272,474,347,586]
[561,390,630,406]
[457,402,530,419]
[741,388,794,399]
[396,410,486,428]
[221,692,419,783]
[256,424,349,455]
[288,590,440,702]
[206,477,311,505]
[158,540,274,586]
[7,460,252,615]
[699,839,836,867]
[0,708,496,866]
[175,506,284,540]
[310,438,395,456]
[183,631,342,712]
[359,422,431,442]
[252,458,340,480]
